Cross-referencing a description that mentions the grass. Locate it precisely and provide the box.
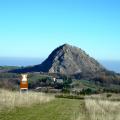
[0,89,87,120]
[0,89,120,120]
[85,94,120,120]
[0,89,54,111]
[55,94,84,100]
[0,98,87,120]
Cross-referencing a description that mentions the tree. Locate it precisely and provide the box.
[63,76,72,89]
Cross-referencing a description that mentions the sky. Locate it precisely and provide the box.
[0,0,120,61]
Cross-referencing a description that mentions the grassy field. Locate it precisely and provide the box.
[0,89,54,111]
[0,90,120,120]
[0,98,86,120]
[85,99,120,120]
[85,94,120,120]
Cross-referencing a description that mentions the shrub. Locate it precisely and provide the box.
[106,93,112,98]
[80,88,97,95]
[55,94,84,100]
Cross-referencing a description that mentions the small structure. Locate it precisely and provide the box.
[20,74,28,93]
[56,79,63,83]
[53,77,56,82]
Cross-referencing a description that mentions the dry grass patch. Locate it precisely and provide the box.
[85,98,120,120]
[0,89,54,111]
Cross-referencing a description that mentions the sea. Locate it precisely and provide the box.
[99,60,120,73]
[0,57,120,73]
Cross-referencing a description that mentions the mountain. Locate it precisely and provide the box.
[39,44,105,74]
[9,43,120,86]
[11,44,105,74]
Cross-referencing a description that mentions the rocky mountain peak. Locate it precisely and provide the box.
[11,44,105,76]
[36,44,104,75]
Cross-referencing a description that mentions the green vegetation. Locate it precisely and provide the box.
[0,73,19,90]
[28,73,53,89]
[0,98,86,120]
[55,94,84,100]
[0,72,120,94]
[0,89,120,120]
[0,66,21,71]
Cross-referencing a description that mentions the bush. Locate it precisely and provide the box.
[80,88,97,95]
[62,88,70,94]
[55,94,84,100]
[106,93,112,98]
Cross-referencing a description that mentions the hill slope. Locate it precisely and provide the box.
[12,44,105,75]
[10,44,120,85]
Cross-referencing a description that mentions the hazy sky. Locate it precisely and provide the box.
[0,0,120,60]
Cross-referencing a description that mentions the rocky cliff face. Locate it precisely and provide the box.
[23,44,105,75]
